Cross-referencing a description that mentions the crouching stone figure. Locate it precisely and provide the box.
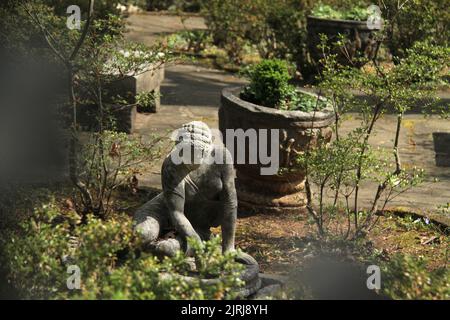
[133,121,255,265]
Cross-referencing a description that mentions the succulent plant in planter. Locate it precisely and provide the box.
[219,59,334,213]
[307,3,381,71]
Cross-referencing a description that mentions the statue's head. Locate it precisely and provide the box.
[172,121,212,170]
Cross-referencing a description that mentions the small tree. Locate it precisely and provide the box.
[17,0,174,217]
[299,36,449,240]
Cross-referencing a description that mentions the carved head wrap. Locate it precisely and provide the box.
[174,121,213,155]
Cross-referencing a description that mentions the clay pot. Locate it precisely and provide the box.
[219,87,334,213]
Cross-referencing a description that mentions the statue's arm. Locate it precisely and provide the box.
[165,190,202,245]
[220,163,238,253]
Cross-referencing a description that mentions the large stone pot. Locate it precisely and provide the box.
[219,87,334,213]
[307,16,380,69]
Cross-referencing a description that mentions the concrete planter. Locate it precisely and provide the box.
[433,132,450,167]
[107,63,165,114]
[219,87,334,213]
[77,64,165,133]
[307,16,380,69]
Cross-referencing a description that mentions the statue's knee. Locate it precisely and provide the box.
[134,218,160,243]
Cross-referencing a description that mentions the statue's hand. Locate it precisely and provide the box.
[185,233,203,257]
[234,251,258,266]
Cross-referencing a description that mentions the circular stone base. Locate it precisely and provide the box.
[236,184,308,214]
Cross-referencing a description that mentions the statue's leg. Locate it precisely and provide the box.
[134,193,183,257]
[134,193,168,244]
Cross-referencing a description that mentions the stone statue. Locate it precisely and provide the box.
[134,121,253,263]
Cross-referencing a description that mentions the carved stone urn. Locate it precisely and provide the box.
[219,87,334,213]
[307,16,380,69]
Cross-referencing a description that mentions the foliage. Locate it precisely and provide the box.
[199,0,261,64]
[200,0,313,65]
[147,0,202,12]
[76,14,173,113]
[377,254,449,300]
[241,59,327,111]
[310,3,370,21]
[168,30,212,54]
[4,1,175,217]
[381,0,450,62]
[136,91,159,112]
[44,0,120,18]
[76,131,163,217]
[298,39,448,240]
[241,59,292,108]
[0,203,244,299]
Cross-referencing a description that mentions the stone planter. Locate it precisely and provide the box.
[107,63,165,114]
[76,64,165,133]
[433,132,450,167]
[219,87,334,213]
[307,16,380,69]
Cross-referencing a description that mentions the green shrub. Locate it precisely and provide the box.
[136,91,159,112]
[310,4,370,21]
[379,254,449,300]
[241,59,292,108]
[200,0,312,65]
[0,203,244,299]
[44,0,120,18]
[382,0,449,61]
[298,40,448,240]
[147,0,201,12]
[75,130,163,217]
[241,59,327,111]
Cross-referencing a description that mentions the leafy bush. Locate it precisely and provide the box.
[382,0,449,61]
[4,1,174,217]
[298,40,448,240]
[74,130,163,217]
[136,91,159,112]
[241,59,292,108]
[147,0,202,12]
[0,203,244,299]
[200,0,314,65]
[241,59,327,111]
[44,0,120,18]
[310,4,370,21]
[378,254,449,300]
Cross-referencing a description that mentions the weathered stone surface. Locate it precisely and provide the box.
[250,273,287,299]
[433,132,450,167]
[108,64,165,114]
[307,16,380,69]
[219,86,334,213]
[133,121,261,297]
